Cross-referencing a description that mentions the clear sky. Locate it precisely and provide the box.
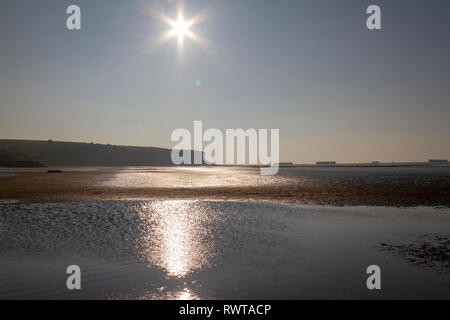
[1,0,449,163]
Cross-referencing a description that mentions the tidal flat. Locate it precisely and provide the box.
[0,167,449,299]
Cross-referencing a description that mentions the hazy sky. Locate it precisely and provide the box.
[1,0,449,163]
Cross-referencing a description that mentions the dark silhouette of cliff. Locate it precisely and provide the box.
[0,140,201,167]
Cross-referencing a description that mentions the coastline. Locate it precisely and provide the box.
[1,167,450,207]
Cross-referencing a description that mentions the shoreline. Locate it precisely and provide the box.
[1,169,450,206]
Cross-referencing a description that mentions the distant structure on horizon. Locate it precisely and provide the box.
[276,159,450,168]
[316,161,337,166]
[276,162,294,167]
[428,159,449,165]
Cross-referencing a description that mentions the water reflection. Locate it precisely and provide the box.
[136,201,219,278]
[99,166,297,188]
[109,287,200,300]
[176,288,200,300]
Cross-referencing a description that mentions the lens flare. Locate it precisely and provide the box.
[144,1,219,55]
[171,16,190,40]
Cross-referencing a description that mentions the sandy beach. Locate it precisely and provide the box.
[1,166,450,206]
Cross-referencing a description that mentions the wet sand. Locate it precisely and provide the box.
[0,166,449,206]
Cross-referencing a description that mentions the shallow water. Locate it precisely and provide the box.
[96,166,450,188]
[0,201,449,299]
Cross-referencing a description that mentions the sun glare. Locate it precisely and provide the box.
[146,3,215,55]
[171,17,190,40]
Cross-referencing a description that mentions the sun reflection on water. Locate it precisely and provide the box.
[176,288,199,300]
[136,200,218,278]
[109,287,201,300]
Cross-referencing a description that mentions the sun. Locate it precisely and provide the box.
[171,17,190,40]
[146,3,215,55]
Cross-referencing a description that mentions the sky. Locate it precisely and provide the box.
[0,0,449,163]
